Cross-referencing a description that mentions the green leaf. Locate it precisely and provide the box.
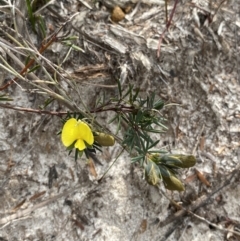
[143,129,164,134]
[122,84,133,100]
[121,114,129,125]
[155,121,167,130]
[39,97,54,109]
[93,143,102,152]
[134,146,143,154]
[115,115,122,134]
[131,155,144,163]
[28,65,40,73]
[135,110,144,123]
[132,88,140,102]
[138,130,150,143]
[148,150,168,154]
[108,114,118,124]
[25,55,31,66]
[117,79,122,98]
[37,15,46,38]
[129,85,133,103]
[62,41,84,52]
[74,149,79,162]
[26,0,36,31]
[0,94,13,101]
[147,140,160,150]
[154,100,164,110]
[147,94,154,109]
[137,98,147,107]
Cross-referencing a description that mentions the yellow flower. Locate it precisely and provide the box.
[61,118,94,151]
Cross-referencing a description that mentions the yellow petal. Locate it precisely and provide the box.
[77,121,94,145]
[75,139,86,151]
[61,118,80,147]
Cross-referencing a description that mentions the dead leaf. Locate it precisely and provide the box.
[200,135,205,151]
[226,224,235,240]
[184,173,197,183]
[139,219,147,234]
[11,199,26,212]
[218,146,226,155]
[29,191,46,201]
[88,158,97,178]
[72,219,85,230]
[195,169,211,187]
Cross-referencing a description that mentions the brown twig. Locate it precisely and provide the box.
[158,166,240,241]
[195,168,211,187]
[0,103,66,116]
[0,102,135,116]
[160,189,240,238]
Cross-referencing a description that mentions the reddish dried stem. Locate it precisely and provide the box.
[0,103,64,116]
[157,0,179,58]
[0,34,57,91]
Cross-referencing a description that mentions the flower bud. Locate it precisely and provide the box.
[160,155,196,168]
[162,175,185,191]
[94,132,115,146]
[144,160,161,186]
[169,155,196,168]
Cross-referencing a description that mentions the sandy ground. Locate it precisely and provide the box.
[0,0,240,240]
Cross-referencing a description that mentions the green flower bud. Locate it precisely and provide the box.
[160,155,183,167]
[145,171,161,186]
[94,132,115,146]
[144,160,161,186]
[162,175,185,191]
[148,153,161,163]
[160,155,196,168]
[169,155,196,168]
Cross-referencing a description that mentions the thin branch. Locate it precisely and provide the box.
[0,103,66,116]
[158,166,240,241]
[160,189,240,237]
[0,103,136,116]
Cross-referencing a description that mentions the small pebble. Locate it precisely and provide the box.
[111,6,125,22]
